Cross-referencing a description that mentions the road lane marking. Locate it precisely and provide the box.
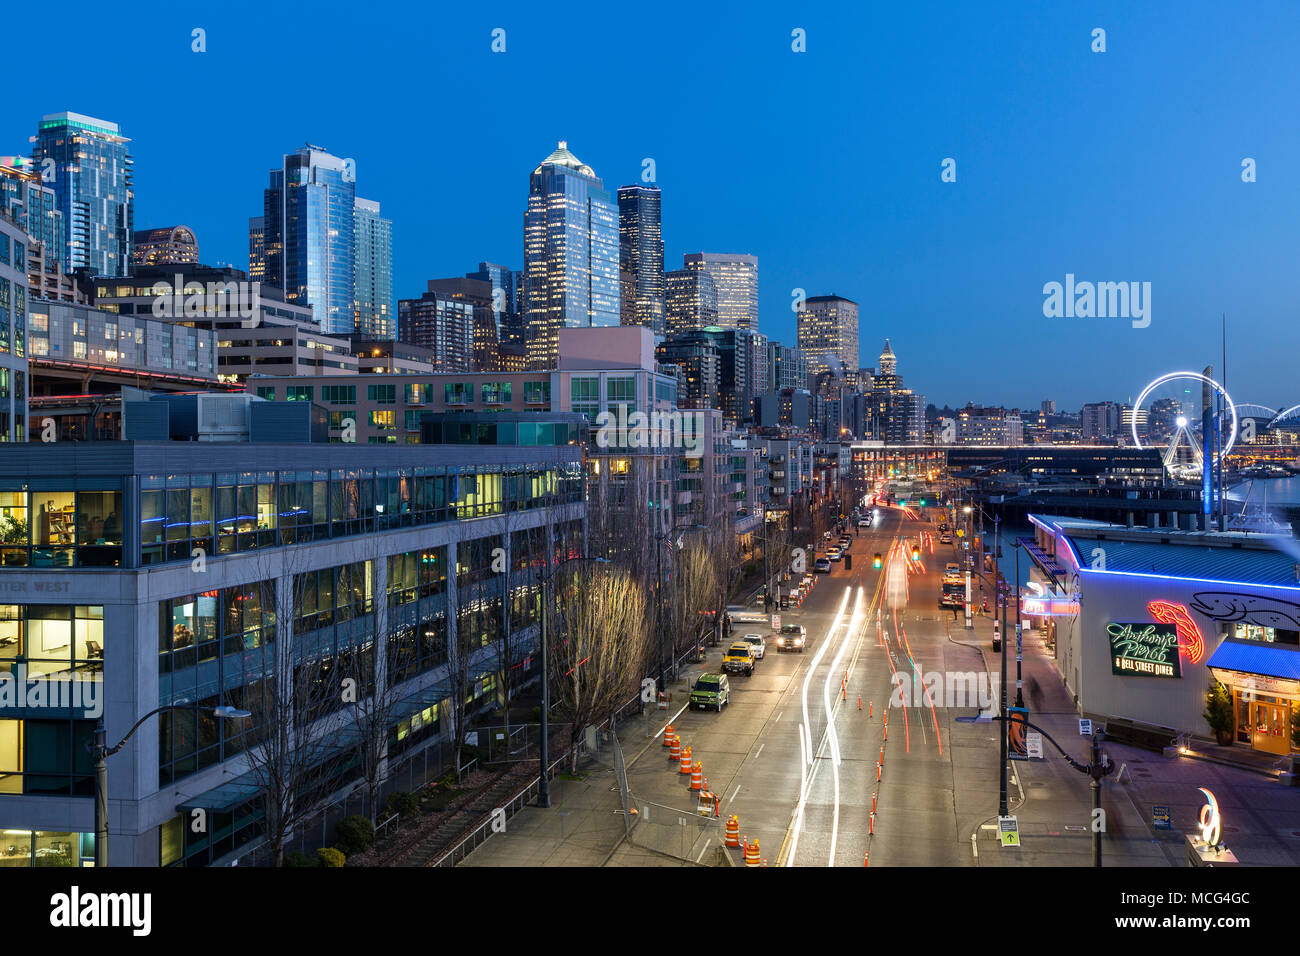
[774,711,783,722]
[754,744,764,760]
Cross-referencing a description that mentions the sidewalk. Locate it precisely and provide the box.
[459,683,699,867]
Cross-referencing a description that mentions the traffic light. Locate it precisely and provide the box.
[911,545,920,560]
[920,498,926,506]
[873,553,882,569]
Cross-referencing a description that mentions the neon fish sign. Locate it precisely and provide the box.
[1147,600,1206,665]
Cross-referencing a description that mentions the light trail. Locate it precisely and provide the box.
[824,586,865,865]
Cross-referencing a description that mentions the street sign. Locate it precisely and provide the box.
[772,614,781,631]
[1152,805,1172,830]
[1079,718,1093,736]
[998,815,1020,847]
[1026,732,1044,759]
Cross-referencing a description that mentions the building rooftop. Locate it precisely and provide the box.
[1030,513,1300,590]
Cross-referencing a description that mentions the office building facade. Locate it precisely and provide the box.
[664,267,718,336]
[682,253,757,331]
[0,439,583,866]
[796,294,858,380]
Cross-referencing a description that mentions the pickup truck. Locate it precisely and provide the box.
[722,642,755,676]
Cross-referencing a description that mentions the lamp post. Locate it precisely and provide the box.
[93,703,250,867]
[537,553,610,809]
[957,714,1113,866]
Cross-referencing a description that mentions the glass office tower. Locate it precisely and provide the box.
[683,253,758,331]
[354,198,394,339]
[617,184,664,337]
[31,112,133,275]
[467,262,521,345]
[523,142,619,369]
[263,148,356,335]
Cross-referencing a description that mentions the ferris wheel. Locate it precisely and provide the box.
[1130,372,1237,479]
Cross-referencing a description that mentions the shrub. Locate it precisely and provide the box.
[385,791,419,817]
[333,814,374,855]
[283,851,318,868]
[316,846,346,868]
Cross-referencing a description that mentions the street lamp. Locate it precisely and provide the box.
[93,703,251,867]
[957,714,1113,866]
[537,553,610,809]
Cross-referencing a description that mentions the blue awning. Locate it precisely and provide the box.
[1207,639,1300,681]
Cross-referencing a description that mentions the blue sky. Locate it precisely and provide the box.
[5,0,1298,409]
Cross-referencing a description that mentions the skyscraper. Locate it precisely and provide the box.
[867,340,924,443]
[31,112,133,275]
[247,216,266,283]
[466,262,521,345]
[262,146,356,334]
[797,294,859,381]
[617,184,664,336]
[523,141,619,369]
[353,198,394,339]
[683,253,758,331]
[665,267,718,335]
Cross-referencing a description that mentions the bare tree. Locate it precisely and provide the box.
[238,554,350,866]
[548,563,648,767]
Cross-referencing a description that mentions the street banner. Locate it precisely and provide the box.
[1008,706,1029,760]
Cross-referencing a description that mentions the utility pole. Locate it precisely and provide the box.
[1014,537,1024,709]
[996,512,1008,818]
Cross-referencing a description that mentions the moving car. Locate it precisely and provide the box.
[690,673,730,711]
[814,557,832,573]
[776,623,808,652]
[857,517,870,528]
[939,532,953,544]
[722,642,755,676]
[741,632,767,660]
[827,547,842,561]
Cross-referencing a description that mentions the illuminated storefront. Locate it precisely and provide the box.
[1024,514,1300,754]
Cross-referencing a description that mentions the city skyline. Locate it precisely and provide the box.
[0,2,1295,407]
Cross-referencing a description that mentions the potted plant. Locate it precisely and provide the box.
[1203,679,1235,746]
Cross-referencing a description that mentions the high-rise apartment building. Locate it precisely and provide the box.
[682,253,757,331]
[617,184,664,336]
[262,147,356,335]
[424,277,497,371]
[523,142,619,369]
[796,294,858,380]
[398,290,475,371]
[353,198,394,339]
[31,112,133,275]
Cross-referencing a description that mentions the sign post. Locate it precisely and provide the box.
[998,815,1020,847]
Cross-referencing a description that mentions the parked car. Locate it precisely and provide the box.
[776,623,808,652]
[801,573,815,591]
[722,642,755,676]
[690,673,730,711]
[814,557,832,573]
[741,632,767,660]
[827,547,842,561]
